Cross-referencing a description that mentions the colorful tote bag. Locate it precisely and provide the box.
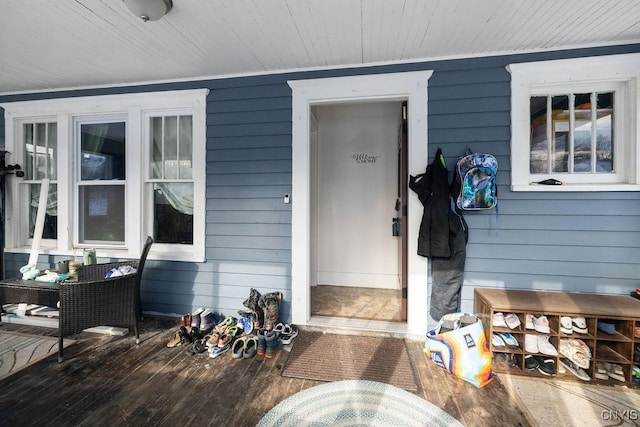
[424,312,496,388]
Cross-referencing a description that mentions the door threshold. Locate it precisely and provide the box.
[305,315,419,340]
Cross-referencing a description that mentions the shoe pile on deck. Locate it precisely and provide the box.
[165,289,298,361]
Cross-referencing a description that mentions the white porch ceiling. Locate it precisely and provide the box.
[1,0,640,94]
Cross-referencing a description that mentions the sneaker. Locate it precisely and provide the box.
[498,332,520,350]
[533,315,550,333]
[274,322,299,345]
[537,335,558,356]
[525,313,535,330]
[604,362,625,381]
[494,352,518,367]
[560,358,590,381]
[492,333,507,350]
[524,355,539,371]
[560,316,572,334]
[504,313,521,330]
[534,356,556,376]
[209,343,230,358]
[492,312,507,328]
[524,334,539,353]
[238,316,254,335]
[572,317,588,334]
[594,362,608,380]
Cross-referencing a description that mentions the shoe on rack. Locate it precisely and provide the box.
[498,332,520,350]
[597,321,616,335]
[492,333,507,350]
[571,317,588,334]
[603,362,625,381]
[492,312,507,328]
[494,352,518,367]
[594,362,608,380]
[534,356,556,376]
[537,335,558,356]
[560,317,572,334]
[533,315,550,334]
[524,355,539,371]
[504,313,521,330]
[525,313,535,330]
[524,334,539,353]
[560,358,590,381]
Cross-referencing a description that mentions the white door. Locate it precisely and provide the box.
[312,101,402,289]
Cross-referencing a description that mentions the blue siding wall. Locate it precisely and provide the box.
[1,43,639,320]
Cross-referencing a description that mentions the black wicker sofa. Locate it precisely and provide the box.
[0,236,153,362]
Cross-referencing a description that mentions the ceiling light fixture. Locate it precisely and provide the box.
[123,0,173,22]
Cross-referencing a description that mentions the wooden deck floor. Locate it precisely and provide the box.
[0,316,532,426]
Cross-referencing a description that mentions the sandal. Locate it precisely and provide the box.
[232,336,247,359]
[244,336,258,359]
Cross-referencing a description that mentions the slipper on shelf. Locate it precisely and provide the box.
[594,362,609,380]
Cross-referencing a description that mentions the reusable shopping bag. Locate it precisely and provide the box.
[424,312,496,388]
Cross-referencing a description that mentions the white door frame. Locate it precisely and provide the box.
[288,71,433,338]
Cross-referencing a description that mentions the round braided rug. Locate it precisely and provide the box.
[257,380,463,427]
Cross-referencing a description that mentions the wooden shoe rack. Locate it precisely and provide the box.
[474,288,640,386]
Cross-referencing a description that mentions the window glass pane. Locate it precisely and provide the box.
[179,115,193,179]
[153,183,193,244]
[35,123,48,180]
[80,122,126,180]
[551,95,569,173]
[530,96,549,173]
[164,116,178,179]
[596,92,613,173]
[573,93,592,172]
[23,123,34,179]
[28,183,57,239]
[48,123,57,180]
[151,117,163,179]
[78,185,125,243]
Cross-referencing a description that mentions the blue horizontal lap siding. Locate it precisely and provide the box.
[1,43,639,320]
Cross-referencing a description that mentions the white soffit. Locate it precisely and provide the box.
[0,0,639,94]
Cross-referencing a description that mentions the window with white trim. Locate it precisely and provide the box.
[507,53,640,191]
[1,89,208,261]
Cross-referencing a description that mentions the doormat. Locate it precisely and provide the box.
[281,332,418,391]
[258,380,461,427]
[502,375,640,426]
[0,331,73,380]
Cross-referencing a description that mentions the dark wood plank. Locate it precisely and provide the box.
[0,316,532,426]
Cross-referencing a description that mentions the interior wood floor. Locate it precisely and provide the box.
[311,284,403,321]
[0,316,532,427]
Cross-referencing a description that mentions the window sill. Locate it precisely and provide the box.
[4,247,205,263]
[511,183,640,192]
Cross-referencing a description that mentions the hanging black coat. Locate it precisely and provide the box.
[409,148,451,258]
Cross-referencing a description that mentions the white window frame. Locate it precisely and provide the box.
[507,53,640,191]
[1,89,209,261]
